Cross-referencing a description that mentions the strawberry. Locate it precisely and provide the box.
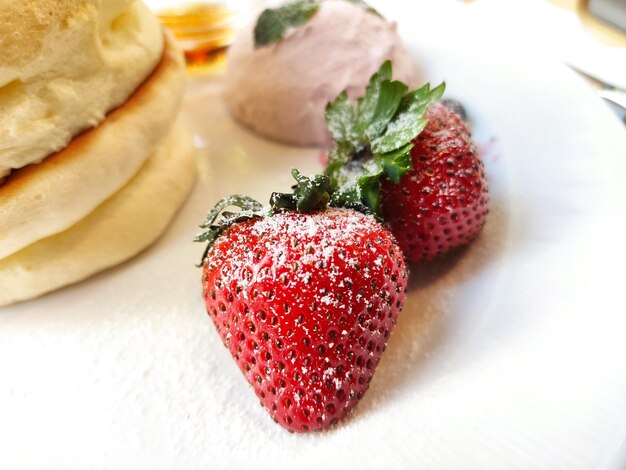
[324,61,488,263]
[196,171,408,432]
[380,102,488,262]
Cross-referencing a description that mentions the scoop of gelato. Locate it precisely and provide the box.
[224,0,419,147]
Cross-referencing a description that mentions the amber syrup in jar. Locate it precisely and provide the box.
[157,2,238,74]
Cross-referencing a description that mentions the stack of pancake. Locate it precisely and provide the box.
[0,0,197,306]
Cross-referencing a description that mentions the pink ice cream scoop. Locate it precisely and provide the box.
[224,0,420,148]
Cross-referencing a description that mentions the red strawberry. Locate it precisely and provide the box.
[197,171,408,432]
[380,103,489,262]
[323,61,488,264]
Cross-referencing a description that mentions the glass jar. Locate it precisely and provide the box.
[144,0,267,74]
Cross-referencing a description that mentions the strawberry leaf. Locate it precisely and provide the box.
[372,82,445,154]
[270,169,332,213]
[254,0,319,47]
[379,143,414,183]
[356,60,393,139]
[325,92,359,150]
[355,173,381,216]
[195,196,266,266]
[365,80,409,142]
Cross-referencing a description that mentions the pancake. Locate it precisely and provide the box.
[0,0,164,176]
[0,34,185,260]
[0,121,197,307]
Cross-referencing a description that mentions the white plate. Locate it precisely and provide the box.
[1,3,626,470]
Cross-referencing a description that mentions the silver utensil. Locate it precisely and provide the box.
[570,66,626,122]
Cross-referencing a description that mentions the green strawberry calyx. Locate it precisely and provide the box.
[324,61,445,216]
[195,170,334,266]
[195,195,264,266]
[254,0,381,48]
